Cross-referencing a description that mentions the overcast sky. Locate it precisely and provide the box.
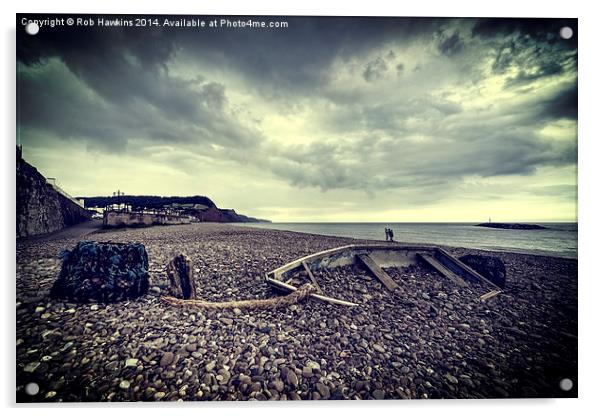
[17,16,577,222]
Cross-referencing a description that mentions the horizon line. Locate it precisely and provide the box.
[241,220,578,224]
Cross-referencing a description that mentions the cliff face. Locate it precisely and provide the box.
[194,206,228,222]
[218,208,268,223]
[16,148,92,238]
[191,207,269,223]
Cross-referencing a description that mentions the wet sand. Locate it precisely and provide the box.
[16,223,578,401]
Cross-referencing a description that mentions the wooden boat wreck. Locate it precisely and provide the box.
[265,244,503,307]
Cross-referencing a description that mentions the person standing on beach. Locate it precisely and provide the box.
[385,228,393,242]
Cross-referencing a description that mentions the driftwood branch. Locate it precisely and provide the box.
[161,284,316,310]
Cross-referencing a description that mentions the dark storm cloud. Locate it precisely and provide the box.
[16,15,449,151]
[363,57,388,82]
[170,17,447,95]
[438,31,464,57]
[472,18,578,90]
[18,58,260,153]
[500,41,576,89]
[494,82,578,126]
[503,62,564,88]
[472,18,578,44]
[315,92,465,137]
[536,83,578,121]
[17,20,263,153]
[17,15,577,199]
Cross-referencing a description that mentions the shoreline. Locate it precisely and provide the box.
[17,223,577,401]
[231,222,578,260]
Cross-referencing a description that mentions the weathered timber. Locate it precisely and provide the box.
[356,253,400,291]
[302,260,323,294]
[266,276,358,307]
[268,243,440,280]
[166,253,196,299]
[265,243,500,302]
[417,253,469,287]
[480,289,502,301]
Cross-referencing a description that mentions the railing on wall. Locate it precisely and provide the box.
[46,178,85,208]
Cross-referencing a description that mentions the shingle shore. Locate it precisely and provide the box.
[16,223,577,401]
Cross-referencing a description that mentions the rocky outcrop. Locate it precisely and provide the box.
[475,223,547,230]
[17,147,92,238]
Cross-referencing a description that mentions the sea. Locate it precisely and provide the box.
[233,222,578,259]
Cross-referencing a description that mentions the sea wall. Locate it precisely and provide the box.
[16,148,92,238]
[103,211,191,228]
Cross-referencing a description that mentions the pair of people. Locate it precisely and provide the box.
[385,227,395,242]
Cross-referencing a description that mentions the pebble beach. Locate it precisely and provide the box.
[16,223,578,401]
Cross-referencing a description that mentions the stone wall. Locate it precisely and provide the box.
[103,211,191,228]
[16,148,92,238]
